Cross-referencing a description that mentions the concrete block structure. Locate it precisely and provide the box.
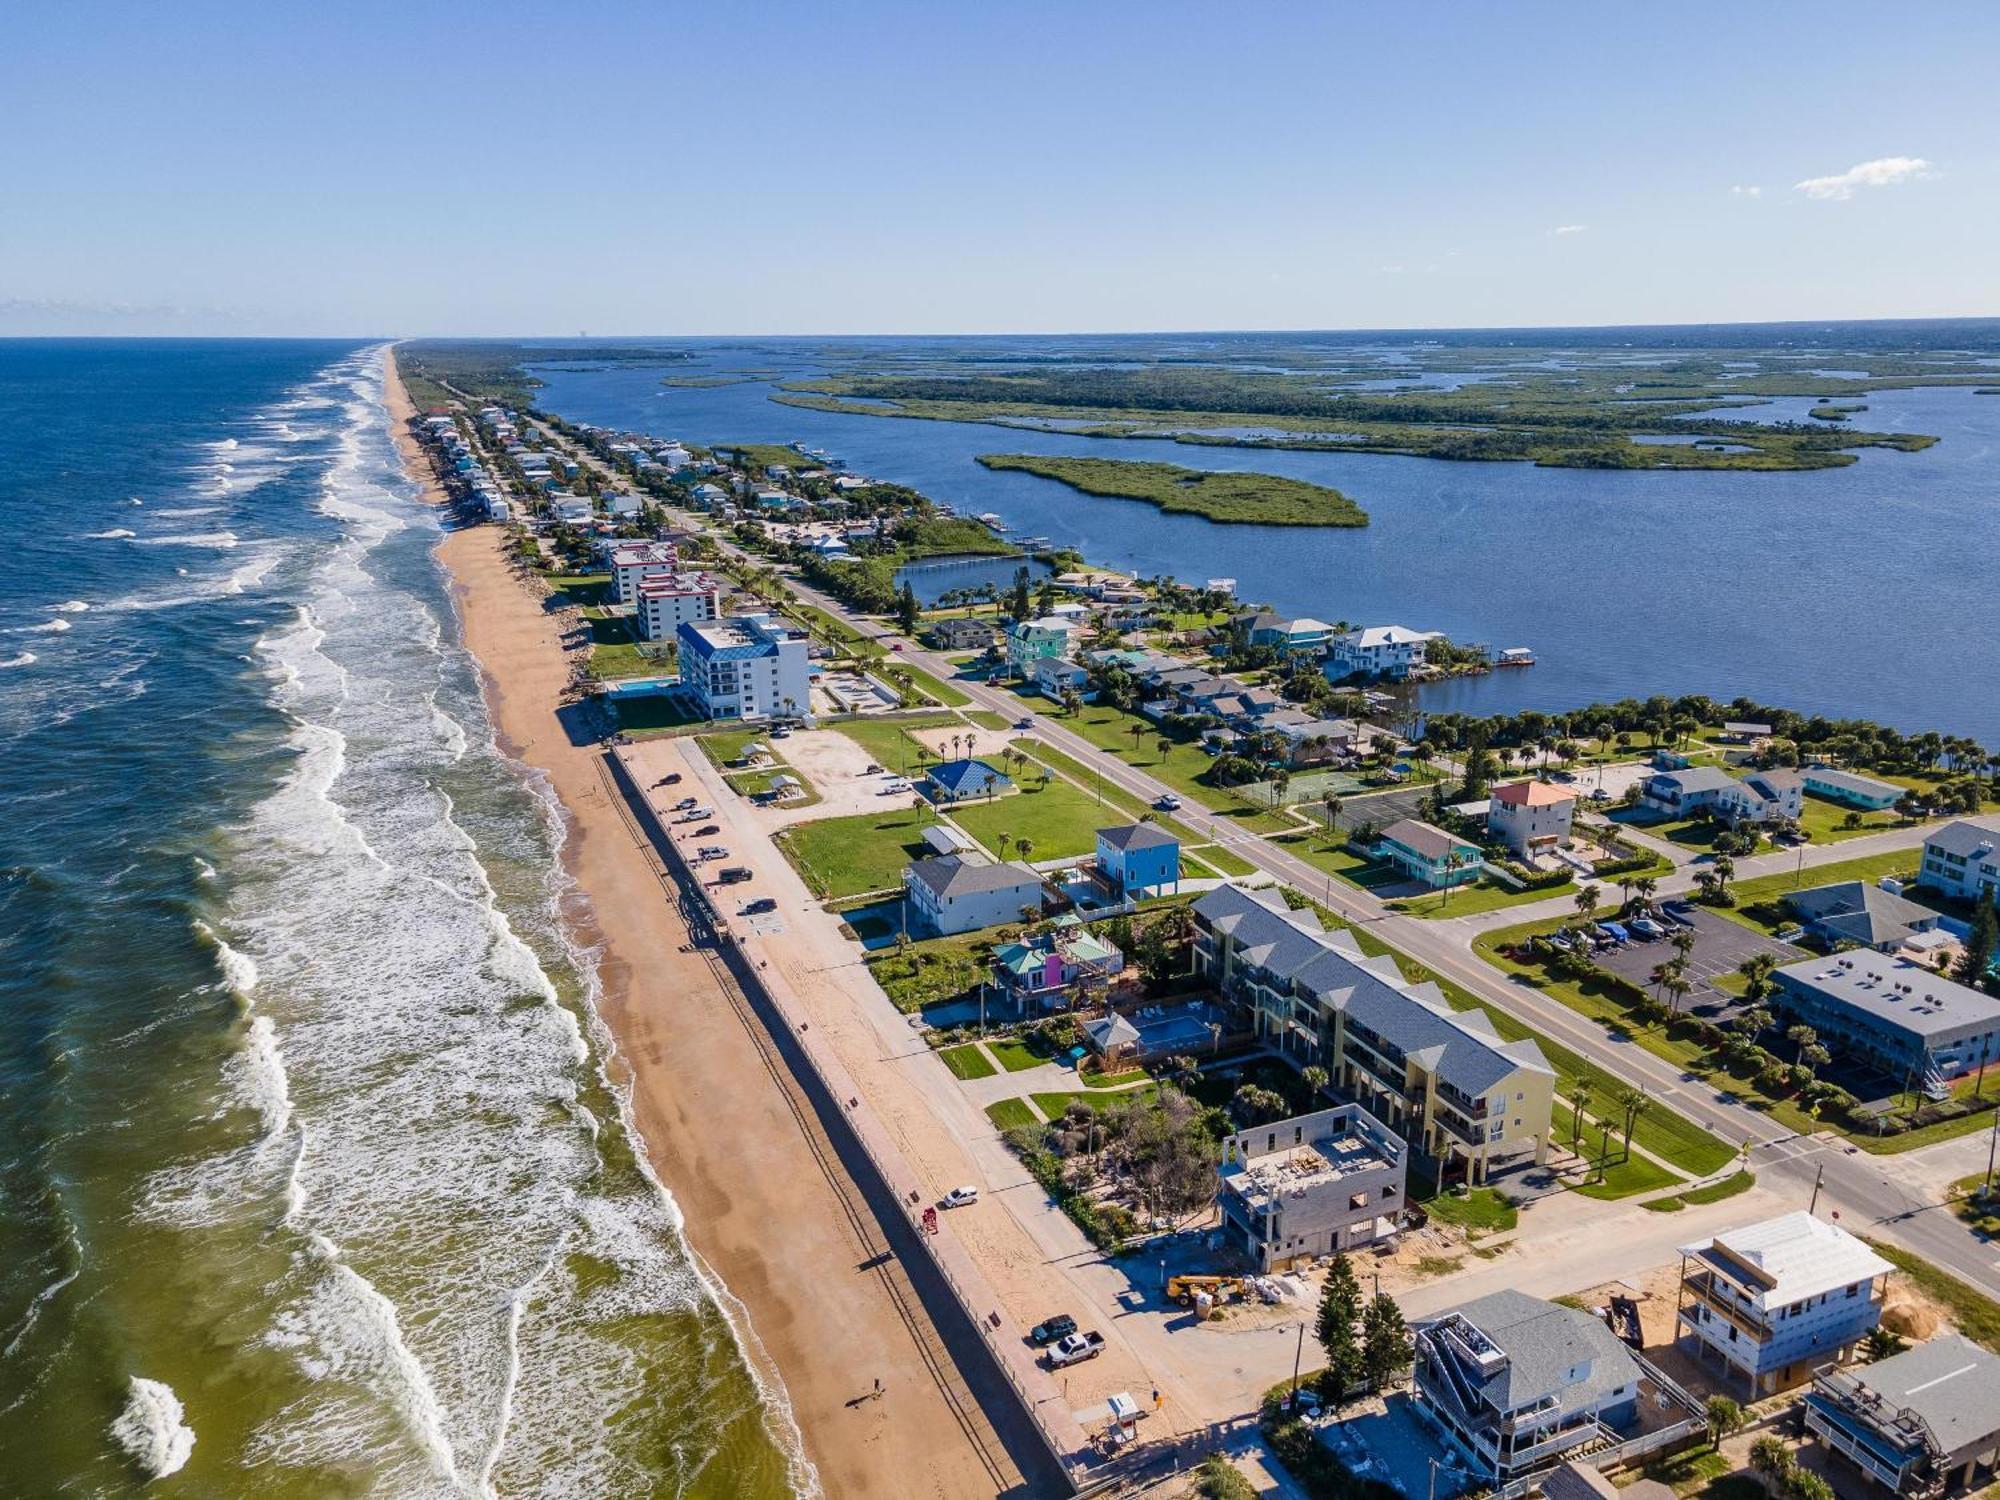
[1216,1104,1407,1271]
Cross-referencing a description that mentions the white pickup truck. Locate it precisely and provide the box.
[1045,1331,1106,1369]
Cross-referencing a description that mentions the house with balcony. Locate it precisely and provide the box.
[1921,817,2000,907]
[1191,885,1553,1183]
[1676,1211,1892,1396]
[903,854,1046,937]
[1375,819,1484,888]
[1489,781,1577,859]
[1216,1104,1407,1272]
[1005,615,1081,677]
[1324,625,1441,682]
[1805,1333,2000,1495]
[1413,1290,1642,1486]
[989,921,1123,1012]
[1096,822,1180,898]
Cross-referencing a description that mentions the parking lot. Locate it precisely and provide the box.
[1589,907,1801,1020]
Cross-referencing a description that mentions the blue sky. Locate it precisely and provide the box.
[2,1,1994,335]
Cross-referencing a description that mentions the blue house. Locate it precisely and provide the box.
[1096,822,1181,896]
[924,758,1012,804]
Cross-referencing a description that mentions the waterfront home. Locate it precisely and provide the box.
[1783,880,1945,952]
[1802,766,1905,811]
[1675,1211,1892,1396]
[609,541,684,604]
[1721,721,1775,744]
[1243,613,1335,656]
[1770,948,2000,1084]
[1641,765,1803,825]
[1266,716,1362,767]
[636,572,722,642]
[1805,1333,2000,1495]
[1191,885,1553,1182]
[1095,822,1180,897]
[1375,819,1484,888]
[990,922,1124,1011]
[1488,780,1577,858]
[1323,624,1441,682]
[903,854,1045,937]
[1921,817,2000,906]
[1217,1104,1406,1272]
[1413,1290,1642,1486]
[1726,768,1806,824]
[1005,615,1080,677]
[1033,655,1090,698]
[922,758,1012,804]
[926,616,999,652]
[676,613,812,722]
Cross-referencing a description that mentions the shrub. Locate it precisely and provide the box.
[1194,1455,1258,1500]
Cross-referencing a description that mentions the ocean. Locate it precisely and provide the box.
[526,331,2000,744]
[0,342,803,1496]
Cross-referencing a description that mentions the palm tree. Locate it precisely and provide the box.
[997,832,1014,860]
[1322,793,1344,837]
[1015,836,1035,864]
[1619,1089,1652,1157]
[1574,884,1602,925]
[1569,1071,1594,1149]
[1663,972,1693,1017]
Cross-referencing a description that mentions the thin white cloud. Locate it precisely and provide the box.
[1730,184,1762,198]
[1793,156,1935,201]
[1551,224,1587,236]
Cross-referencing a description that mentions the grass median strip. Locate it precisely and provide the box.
[939,1043,997,1081]
[985,1098,1040,1132]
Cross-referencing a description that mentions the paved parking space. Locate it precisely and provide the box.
[1590,908,1801,1019]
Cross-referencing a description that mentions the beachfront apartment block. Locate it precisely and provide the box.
[1675,1211,1892,1396]
[1095,822,1180,898]
[636,572,722,642]
[1191,885,1554,1183]
[1770,948,2000,1084]
[1921,817,2000,906]
[1805,1334,2000,1495]
[1488,780,1578,858]
[902,854,1045,937]
[675,613,811,722]
[1375,819,1484,888]
[1006,616,1080,677]
[1323,625,1440,682]
[1216,1104,1407,1271]
[1413,1290,1642,1486]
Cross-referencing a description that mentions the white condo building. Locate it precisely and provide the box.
[676,613,812,722]
[609,542,683,604]
[636,572,721,642]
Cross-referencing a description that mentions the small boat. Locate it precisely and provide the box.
[976,513,1008,532]
[1496,647,1536,667]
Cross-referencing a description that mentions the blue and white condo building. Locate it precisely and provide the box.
[676,612,812,722]
[1676,1211,1892,1396]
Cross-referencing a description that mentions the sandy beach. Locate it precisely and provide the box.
[384,358,1004,1500]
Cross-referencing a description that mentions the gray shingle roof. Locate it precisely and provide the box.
[906,854,1042,900]
[1426,1289,1638,1415]
[1829,1333,2000,1457]
[1652,765,1738,795]
[1926,817,2000,859]
[1097,822,1178,852]
[1785,881,1938,947]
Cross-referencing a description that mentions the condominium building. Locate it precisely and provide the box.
[1921,817,2000,906]
[1676,1211,1892,1395]
[609,541,683,604]
[635,572,721,642]
[1770,949,2000,1085]
[1191,885,1554,1183]
[675,613,811,722]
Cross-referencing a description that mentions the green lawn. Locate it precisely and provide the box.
[866,931,993,1012]
[1080,1067,1152,1091]
[697,726,780,766]
[1420,1187,1518,1234]
[777,805,937,898]
[950,776,1121,861]
[1644,1169,1756,1213]
[1795,793,1907,843]
[1387,875,1575,919]
[546,571,611,605]
[1027,699,1296,833]
[895,661,972,708]
[989,1037,1054,1073]
[1572,1154,1683,1200]
[985,1098,1040,1132]
[590,640,674,680]
[1031,1086,1162,1118]
[939,1043,997,1080]
[1009,740,1203,844]
[1272,836,1407,890]
[1198,844,1257,876]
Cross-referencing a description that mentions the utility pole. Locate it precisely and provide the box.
[1984,1107,2000,1195]
[1290,1320,1306,1402]
[1809,1161,1825,1215]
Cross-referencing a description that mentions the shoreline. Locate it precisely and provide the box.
[382,353,1003,1499]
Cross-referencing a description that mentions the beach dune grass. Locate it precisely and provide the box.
[976,453,1367,527]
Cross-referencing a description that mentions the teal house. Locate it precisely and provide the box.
[1375,818,1483,889]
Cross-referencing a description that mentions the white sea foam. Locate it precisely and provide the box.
[0,652,35,669]
[132,530,240,549]
[87,528,136,540]
[14,618,69,633]
[194,919,260,997]
[218,437,239,450]
[110,1377,196,1478]
[50,600,90,613]
[152,506,222,518]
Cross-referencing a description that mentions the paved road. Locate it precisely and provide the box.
[533,416,2000,1304]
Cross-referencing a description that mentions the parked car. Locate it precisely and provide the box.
[1775,924,1807,944]
[693,824,719,837]
[655,773,682,787]
[1662,901,1698,925]
[890,642,904,652]
[717,866,753,884]
[1013,717,1034,730]
[741,897,778,915]
[1045,1331,1105,1368]
[674,796,698,810]
[697,846,728,861]
[1588,788,1612,802]
[940,1185,980,1209]
[1029,1314,1077,1347]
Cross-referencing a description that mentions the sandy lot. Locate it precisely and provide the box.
[772,728,918,822]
